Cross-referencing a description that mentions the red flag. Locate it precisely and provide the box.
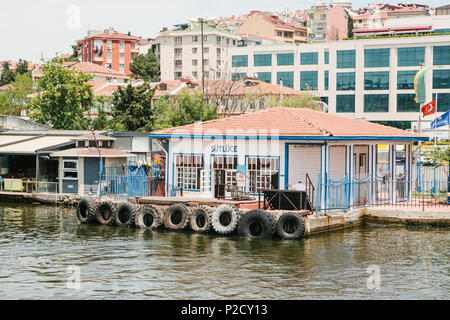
[421,99,436,117]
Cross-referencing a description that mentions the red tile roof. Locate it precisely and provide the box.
[0,84,14,91]
[51,148,134,158]
[152,107,427,140]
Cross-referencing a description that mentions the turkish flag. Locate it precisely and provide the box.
[421,99,436,117]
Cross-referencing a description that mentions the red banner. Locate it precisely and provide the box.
[421,99,436,117]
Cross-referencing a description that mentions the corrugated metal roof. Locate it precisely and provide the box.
[0,135,78,154]
[0,135,36,147]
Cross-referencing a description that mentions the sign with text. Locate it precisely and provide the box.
[211,145,238,153]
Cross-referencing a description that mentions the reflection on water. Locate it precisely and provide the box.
[0,203,448,299]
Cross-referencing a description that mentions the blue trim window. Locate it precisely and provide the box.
[232,55,248,67]
[336,72,355,91]
[397,94,419,112]
[277,71,294,88]
[247,157,279,193]
[324,70,329,91]
[364,71,389,90]
[300,71,318,90]
[433,46,450,65]
[336,95,355,113]
[364,94,389,112]
[256,72,271,84]
[324,51,329,64]
[397,47,425,66]
[397,70,417,90]
[301,52,318,65]
[277,53,294,66]
[337,50,355,68]
[254,54,272,66]
[365,48,390,68]
[433,93,450,112]
[433,69,450,89]
[175,154,203,190]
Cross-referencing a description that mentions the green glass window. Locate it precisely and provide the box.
[364,49,390,68]
[364,94,389,112]
[433,46,450,65]
[277,53,294,66]
[397,47,425,67]
[300,71,318,90]
[232,73,246,81]
[254,54,272,66]
[397,70,417,90]
[336,72,355,91]
[433,93,450,112]
[256,72,271,84]
[397,94,419,112]
[324,70,329,91]
[336,95,355,113]
[364,71,389,90]
[277,72,294,88]
[324,51,329,64]
[301,52,318,65]
[232,55,248,67]
[371,121,411,130]
[337,50,355,68]
[433,69,450,89]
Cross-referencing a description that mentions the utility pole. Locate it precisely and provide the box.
[280,78,283,107]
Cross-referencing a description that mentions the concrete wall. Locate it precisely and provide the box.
[0,115,51,131]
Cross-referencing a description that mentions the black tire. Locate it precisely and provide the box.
[95,200,117,226]
[276,212,305,240]
[238,209,276,239]
[115,202,139,228]
[190,205,213,232]
[211,204,240,235]
[163,203,190,231]
[76,197,97,223]
[135,204,162,230]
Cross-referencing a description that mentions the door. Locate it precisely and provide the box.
[328,146,346,179]
[214,169,226,198]
[288,145,321,189]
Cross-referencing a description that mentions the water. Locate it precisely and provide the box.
[0,202,448,299]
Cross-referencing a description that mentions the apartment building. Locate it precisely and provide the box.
[77,28,141,75]
[226,34,450,132]
[306,2,350,41]
[154,21,240,81]
[235,11,307,44]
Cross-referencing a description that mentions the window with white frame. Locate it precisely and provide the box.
[63,160,78,179]
[247,157,279,193]
[120,41,124,48]
[175,154,203,190]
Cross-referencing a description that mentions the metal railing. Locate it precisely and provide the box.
[0,180,58,194]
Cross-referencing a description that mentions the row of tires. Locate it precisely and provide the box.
[76,198,306,240]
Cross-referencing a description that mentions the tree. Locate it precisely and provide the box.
[29,59,93,129]
[0,73,34,116]
[0,62,16,86]
[153,89,217,130]
[429,146,450,167]
[15,59,29,75]
[111,82,155,131]
[129,49,160,81]
[347,16,354,38]
[264,90,322,111]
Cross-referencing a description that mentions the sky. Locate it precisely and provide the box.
[1,0,448,63]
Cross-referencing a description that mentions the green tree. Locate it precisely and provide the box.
[347,16,354,38]
[111,82,155,131]
[0,62,16,86]
[0,73,34,116]
[153,89,217,129]
[29,59,93,129]
[264,91,322,111]
[130,49,160,80]
[15,59,29,75]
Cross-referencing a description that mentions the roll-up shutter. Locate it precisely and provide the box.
[328,146,346,179]
[288,145,321,189]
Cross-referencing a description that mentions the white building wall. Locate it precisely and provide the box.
[226,35,450,129]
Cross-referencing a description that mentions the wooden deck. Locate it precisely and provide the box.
[137,196,260,209]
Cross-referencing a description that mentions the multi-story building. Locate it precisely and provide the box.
[153,21,240,81]
[226,34,450,134]
[77,28,141,75]
[436,4,450,15]
[235,11,307,44]
[306,2,350,41]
